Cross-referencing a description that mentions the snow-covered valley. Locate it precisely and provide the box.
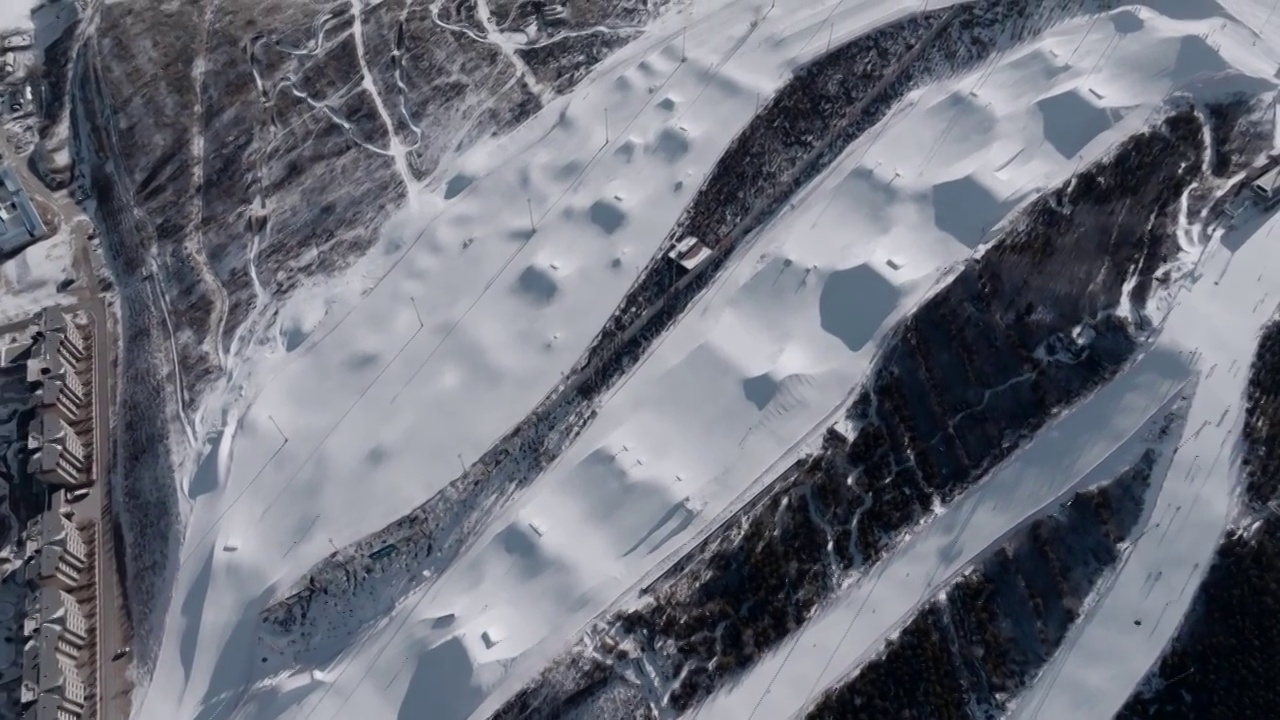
[4,0,1280,718]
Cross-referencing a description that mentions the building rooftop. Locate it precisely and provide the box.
[21,625,86,716]
[20,692,75,720]
[26,336,67,383]
[28,546,66,584]
[667,236,714,271]
[36,309,64,331]
[22,629,63,697]
[26,508,82,559]
[1252,166,1280,199]
[24,586,70,638]
[0,166,45,254]
[26,406,88,487]
[1,32,33,50]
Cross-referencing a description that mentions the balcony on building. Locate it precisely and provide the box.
[27,408,90,488]
[28,338,89,425]
[36,309,89,365]
[23,586,89,652]
[20,627,87,719]
[24,511,90,594]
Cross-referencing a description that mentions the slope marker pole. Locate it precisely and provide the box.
[269,415,287,442]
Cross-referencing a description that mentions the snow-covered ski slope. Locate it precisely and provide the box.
[136,0,1280,719]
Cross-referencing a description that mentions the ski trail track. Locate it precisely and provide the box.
[1011,197,1280,720]
[694,341,1195,720]
[189,0,232,374]
[472,0,552,102]
[349,0,416,198]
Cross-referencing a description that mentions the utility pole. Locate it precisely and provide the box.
[269,415,287,442]
[527,198,536,234]
[683,1,691,62]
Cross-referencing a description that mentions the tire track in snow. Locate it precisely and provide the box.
[390,7,426,149]
[473,0,552,103]
[147,257,198,450]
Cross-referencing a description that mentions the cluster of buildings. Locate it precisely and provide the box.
[20,508,92,720]
[25,315,91,489]
[0,309,98,720]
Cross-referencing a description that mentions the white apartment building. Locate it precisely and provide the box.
[28,334,90,425]
[20,626,88,720]
[27,407,90,488]
[25,511,90,592]
[23,587,89,651]
[21,692,83,720]
[36,309,89,366]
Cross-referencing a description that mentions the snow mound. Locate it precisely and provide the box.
[1037,88,1116,158]
[587,198,628,235]
[930,174,1017,248]
[652,125,691,163]
[514,265,560,305]
[817,263,900,352]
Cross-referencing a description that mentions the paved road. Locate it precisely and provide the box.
[73,294,130,720]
